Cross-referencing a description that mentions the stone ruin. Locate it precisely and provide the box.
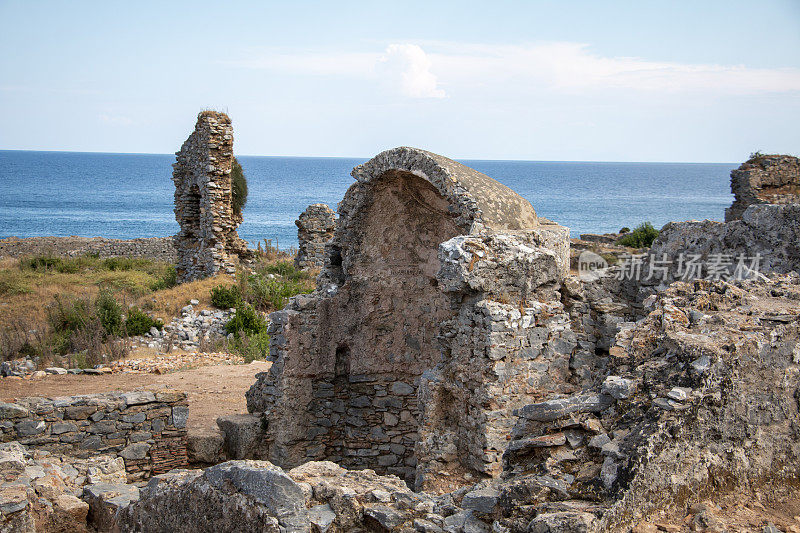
[172,111,249,283]
[294,203,336,271]
[3,150,799,532]
[725,153,800,221]
[247,147,572,488]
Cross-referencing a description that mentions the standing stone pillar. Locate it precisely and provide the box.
[294,204,336,271]
[172,111,249,283]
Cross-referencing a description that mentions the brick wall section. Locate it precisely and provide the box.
[0,390,188,481]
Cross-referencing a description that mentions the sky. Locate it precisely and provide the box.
[0,0,799,162]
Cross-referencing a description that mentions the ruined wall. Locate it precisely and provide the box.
[247,147,573,487]
[294,203,335,271]
[0,390,188,481]
[172,112,248,282]
[500,274,800,531]
[725,154,800,221]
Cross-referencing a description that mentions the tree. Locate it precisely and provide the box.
[231,157,248,216]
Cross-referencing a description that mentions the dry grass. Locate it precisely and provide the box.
[136,274,235,320]
[0,257,174,330]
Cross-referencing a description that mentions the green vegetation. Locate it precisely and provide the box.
[1,253,180,363]
[224,304,267,336]
[231,157,248,217]
[210,284,243,309]
[617,221,660,248]
[150,265,177,291]
[95,289,123,337]
[125,307,164,336]
[210,259,314,313]
[229,330,270,363]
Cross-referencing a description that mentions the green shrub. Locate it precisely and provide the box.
[20,255,64,272]
[617,222,660,248]
[102,257,153,271]
[225,305,267,336]
[246,275,312,312]
[229,330,270,363]
[211,284,243,309]
[0,278,32,296]
[95,289,123,337]
[150,265,177,291]
[259,260,309,282]
[125,307,163,336]
[231,157,248,216]
[48,295,90,334]
[619,227,630,234]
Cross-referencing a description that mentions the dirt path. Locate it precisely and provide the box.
[0,361,271,432]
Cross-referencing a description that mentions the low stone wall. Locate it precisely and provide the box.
[0,390,188,481]
[0,236,177,262]
[305,375,419,481]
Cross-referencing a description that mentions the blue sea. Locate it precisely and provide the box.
[0,150,735,249]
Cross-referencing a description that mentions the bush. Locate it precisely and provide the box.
[48,295,91,334]
[246,275,312,312]
[211,284,243,309]
[20,255,65,272]
[150,265,177,291]
[95,289,124,337]
[229,330,270,363]
[231,157,248,216]
[617,222,659,248]
[224,305,267,336]
[125,307,163,336]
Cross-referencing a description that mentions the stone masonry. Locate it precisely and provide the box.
[172,111,249,282]
[294,203,336,271]
[725,153,800,221]
[246,147,571,488]
[0,390,188,482]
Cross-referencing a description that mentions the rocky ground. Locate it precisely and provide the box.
[3,273,798,532]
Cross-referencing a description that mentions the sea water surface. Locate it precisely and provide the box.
[0,150,735,248]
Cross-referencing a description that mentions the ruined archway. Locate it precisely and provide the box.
[247,147,570,487]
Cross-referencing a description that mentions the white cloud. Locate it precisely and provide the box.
[426,42,800,95]
[378,44,446,98]
[226,41,800,97]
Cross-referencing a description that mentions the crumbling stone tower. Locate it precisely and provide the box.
[295,204,336,271]
[725,154,800,221]
[172,112,249,282]
[247,147,571,488]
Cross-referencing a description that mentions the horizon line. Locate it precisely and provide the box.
[0,148,740,166]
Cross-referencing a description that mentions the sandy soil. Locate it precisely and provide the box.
[0,360,271,432]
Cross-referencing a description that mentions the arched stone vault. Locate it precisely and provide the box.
[247,147,571,488]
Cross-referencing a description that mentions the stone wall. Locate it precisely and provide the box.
[500,274,800,531]
[0,390,188,481]
[247,147,572,488]
[725,154,800,221]
[0,236,176,262]
[294,203,335,271]
[172,111,248,282]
